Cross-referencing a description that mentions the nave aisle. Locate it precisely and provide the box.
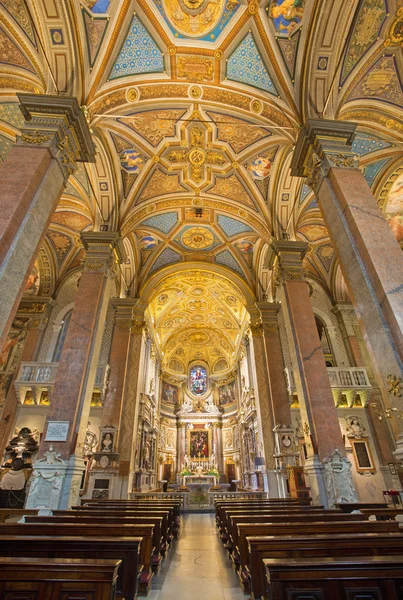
[149,513,245,600]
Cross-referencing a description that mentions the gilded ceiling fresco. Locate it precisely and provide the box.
[0,0,402,373]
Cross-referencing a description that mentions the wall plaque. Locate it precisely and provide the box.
[45,421,70,442]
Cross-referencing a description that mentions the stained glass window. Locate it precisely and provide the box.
[190,366,207,396]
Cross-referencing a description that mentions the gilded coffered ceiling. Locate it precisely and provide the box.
[1,0,403,370]
[146,269,249,374]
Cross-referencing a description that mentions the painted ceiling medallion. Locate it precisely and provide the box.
[182,226,214,249]
[163,0,226,37]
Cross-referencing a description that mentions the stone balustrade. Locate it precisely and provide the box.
[14,361,110,405]
[327,367,372,407]
[285,366,372,408]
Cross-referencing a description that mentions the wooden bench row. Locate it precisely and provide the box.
[0,498,182,598]
[214,498,403,600]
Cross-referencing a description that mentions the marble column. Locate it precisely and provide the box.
[256,301,294,497]
[212,422,223,474]
[117,302,146,497]
[248,310,276,491]
[291,119,403,460]
[176,421,186,474]
[0,94,95,350]
[269,241,357,507]
[101,301,134,431]
[26,233,123,510]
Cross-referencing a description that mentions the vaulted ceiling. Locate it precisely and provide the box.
[1,0,403,372]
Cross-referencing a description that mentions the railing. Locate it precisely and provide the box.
[286,366,372,407]
[129,490,267,510]
[327,367,371,388]
[17,362,59,384]
[15,361,110,405]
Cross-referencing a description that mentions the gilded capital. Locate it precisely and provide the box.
[81,232,124,275]
[16,94,95,180]
[290,119,359,191]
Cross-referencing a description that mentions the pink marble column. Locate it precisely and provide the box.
[291,119,403,459]
[101,301,134,431]
[270,241,356,506]
[117,303,146,497]
[257,301,292,427]
[249,316,276,471]
[26,233,123,510]
[0,94,94,350]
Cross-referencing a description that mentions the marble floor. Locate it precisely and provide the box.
[148,513,246,600]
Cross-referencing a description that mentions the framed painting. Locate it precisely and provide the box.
[351,439,376,473]
[219,380,236,406]
[161,381,178,405]
[187,427,211,459]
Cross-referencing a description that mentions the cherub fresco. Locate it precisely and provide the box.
[270,0,304,36]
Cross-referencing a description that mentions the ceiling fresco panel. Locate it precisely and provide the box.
[109,14,164,79]
[226,32,278,95]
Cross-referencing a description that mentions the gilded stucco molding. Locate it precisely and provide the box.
[0,11,46,89]
[86,0,132,104]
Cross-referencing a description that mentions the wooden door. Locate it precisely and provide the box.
[227,463,236,484]
[163,463,172,482]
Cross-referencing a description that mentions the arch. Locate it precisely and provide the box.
[139,261,256,307]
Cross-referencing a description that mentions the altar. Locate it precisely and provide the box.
[183,475,217,487]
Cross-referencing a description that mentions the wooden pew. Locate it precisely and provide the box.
[215,501,319,532]
[25,514,164,573]
[247,532,403,599]
[0,535,141,600]
[0,557,121,600]
[0,509,39,522]
[335,502,389,512]
[219,507,339,540]
[53,509,172,557]
[0,522,155,595]
[80,500,181,536]
[264,556,403,600]
[235,520,400,582]
[227,512,368,557]
[71,506,176,544]
[360,507,403,521]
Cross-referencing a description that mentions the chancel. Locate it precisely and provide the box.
[1,0,403,598]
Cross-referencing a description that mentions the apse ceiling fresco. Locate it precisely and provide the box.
[1,0,403,374]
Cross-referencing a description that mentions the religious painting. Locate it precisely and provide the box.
[120,149,144,174]
[85,0,111,14]
[189,429,209,458]
[24,262,40,296]
[161,0,232,38]
[161,381,178,405]
[235,239,254,254]
[189,365,207,396]
[219,380,236,406]
[140,235,157,250]
[351,439,376,473]
[248,155,273,179]
[269,0,304,37]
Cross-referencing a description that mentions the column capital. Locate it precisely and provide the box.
[256,301,281,334]
[268,240,308,286]
[291,119,358,189]
[131,300,146,335]
[16,94,95,179]
[110,299,138,331]
[81,232,125,274]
